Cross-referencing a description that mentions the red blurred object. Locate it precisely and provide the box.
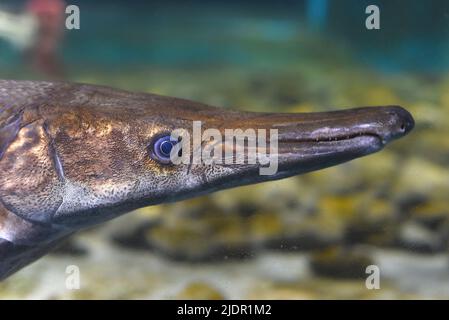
[26,0,65,16]
[25,0,66,78]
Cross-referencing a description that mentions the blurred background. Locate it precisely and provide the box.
[1,0,449,299]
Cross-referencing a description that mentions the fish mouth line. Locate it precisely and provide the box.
[219,133,384,158]
[278,132,385,145]
[276,133,385,157]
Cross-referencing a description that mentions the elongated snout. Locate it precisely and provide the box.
[204,105,415,179]
[269,105,414,176]
[374,106,415,143]
[269,105,414,145]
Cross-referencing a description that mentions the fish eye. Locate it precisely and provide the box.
[152,135,179,164]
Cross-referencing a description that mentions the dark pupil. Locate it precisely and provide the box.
[160,140,174,156]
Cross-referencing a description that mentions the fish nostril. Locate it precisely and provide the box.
[388,106,414,135]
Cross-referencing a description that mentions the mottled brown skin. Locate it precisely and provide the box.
[0,80,414,280]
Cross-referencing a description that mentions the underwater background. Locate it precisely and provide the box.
[1,0,449,299]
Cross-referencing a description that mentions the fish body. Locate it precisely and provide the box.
[0,80,414,280]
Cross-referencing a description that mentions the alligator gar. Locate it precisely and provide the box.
[0,80,414,280]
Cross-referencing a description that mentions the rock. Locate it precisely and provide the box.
[409,201,449,230]
[396,193,429,216]
[344,196,398,246]
[319,195,358,219]
[0,275,38,299]
[310,247,374,279]
[146,223,219,262]
[112,221,158,250]
[248,212,284,242]
[175,282,225,300]
[395,221,445,254]
[353,151,399,191]
[302,165,366,195]
[246,286,317,300]
[410,130,449,166]
[264,229,339,251]
[394,157,449,200]
[344,218,398,247]
[211,178,304,215]
[50,238,88,257]
[143,210,257,262]
[133,205,165,219]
